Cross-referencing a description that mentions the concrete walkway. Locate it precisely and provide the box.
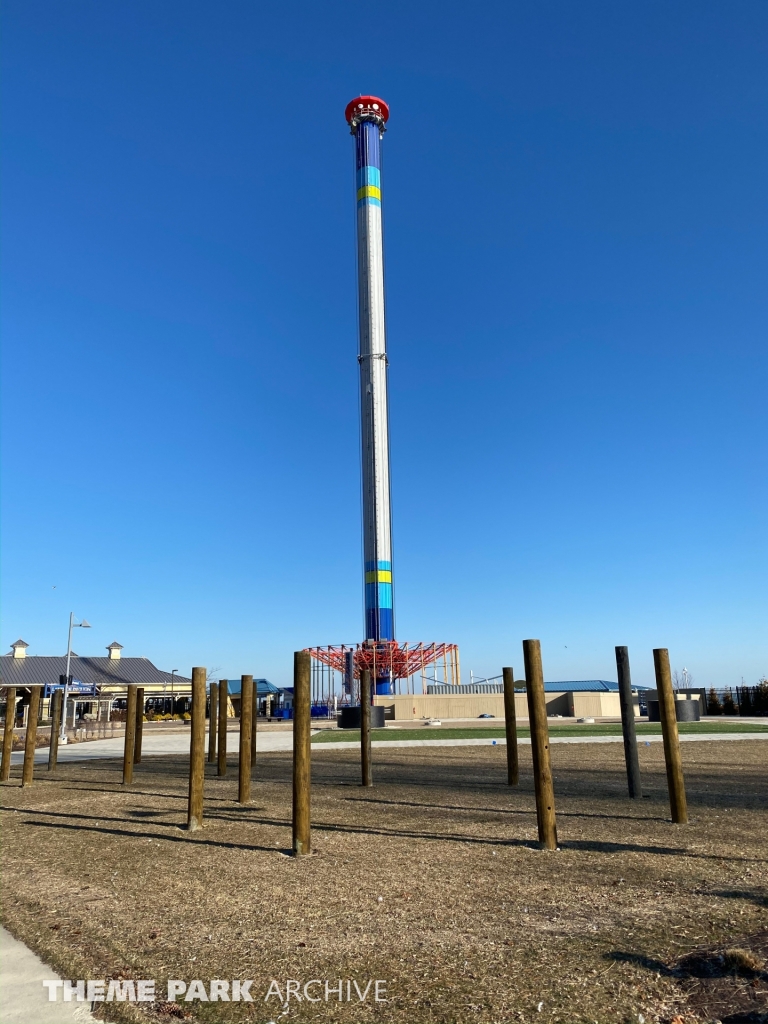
[315,732,768,751]
[10,729,295,765]
[11,730,767,764]
[0,927,106,1024]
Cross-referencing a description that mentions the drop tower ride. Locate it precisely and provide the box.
[346,96,394,672]
[304,99,459,702]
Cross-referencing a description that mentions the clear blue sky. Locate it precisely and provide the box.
[2,1,766,689]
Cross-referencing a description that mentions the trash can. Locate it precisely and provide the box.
[675,699,701,722]
[338,706,386,729]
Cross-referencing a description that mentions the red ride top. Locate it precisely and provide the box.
[345,95,390,125]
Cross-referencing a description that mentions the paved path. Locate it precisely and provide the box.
[11,730,767,764]
[314,732,768,750]
[10,730,295,765]
[0,927,106,1024]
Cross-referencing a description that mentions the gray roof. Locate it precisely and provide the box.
[220,679,279,696]
[543,680,652,692]
[0,656,190,690]
[545,680,619,692]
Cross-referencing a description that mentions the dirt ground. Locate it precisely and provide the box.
[1,740,766,1024]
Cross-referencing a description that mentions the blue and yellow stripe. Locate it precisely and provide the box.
[357,184,381,205]
[364,568,391,584]
[355,117,392,644]
[364,560,393,641]
[355,121,383,208]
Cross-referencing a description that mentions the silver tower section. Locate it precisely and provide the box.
[347,97,394,646]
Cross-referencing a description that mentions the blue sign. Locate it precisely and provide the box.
[69,679,95,694]
[44,680,97,698]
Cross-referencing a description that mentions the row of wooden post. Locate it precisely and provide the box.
[120,686,147,784]
[291,646,502,857]
[287,642,687,856]
[0,685,51,786]
[500,643,687,849]
[289,641,535,855]
[0,642,688,855]
[203,679,258,776]
[186,672,260,832]
[2,676,252,793]
[0,684,145,786]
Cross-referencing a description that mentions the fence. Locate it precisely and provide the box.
[706,683,768,716]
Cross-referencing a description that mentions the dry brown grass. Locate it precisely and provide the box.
[1,739,767,1024]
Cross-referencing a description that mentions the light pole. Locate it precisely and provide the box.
[60,613,91,743]
[171,669,178,716]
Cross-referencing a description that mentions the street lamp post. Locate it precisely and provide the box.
[60,613,91,743]
[171,669,178,716]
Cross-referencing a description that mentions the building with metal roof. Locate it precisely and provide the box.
[546,680,622,692]
[223,678,286,718]
[0,639,189,695]
[218,678,280,697]
[426,679,650,696]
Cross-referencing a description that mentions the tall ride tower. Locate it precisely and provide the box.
[346,95,394,684]
[304,98,459,704]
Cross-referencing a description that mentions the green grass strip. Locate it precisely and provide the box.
[311,721,768,743]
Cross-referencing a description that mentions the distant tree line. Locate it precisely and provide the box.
[706,679,768,716]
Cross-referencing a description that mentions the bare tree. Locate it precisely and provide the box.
[205,667,222,689]
[673,667,694,691]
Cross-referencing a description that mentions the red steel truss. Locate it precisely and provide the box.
[305,641,459,682]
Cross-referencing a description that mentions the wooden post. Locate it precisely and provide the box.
[523,640,558,850]
[238,675,253,804]
[1,687,16,781]
[217,679,228,777]
[48,689,62,771]
[360,669,372,787]
[653,648,688,824]
[615,646,642,799]
[187,667,206,831]
[250,680,257,769]
[207,681,218,763]
[21,688,42,787]
[292,651,311,856]
[122,685,137,785]
[133,687,145,764]
[502,667,519,786]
